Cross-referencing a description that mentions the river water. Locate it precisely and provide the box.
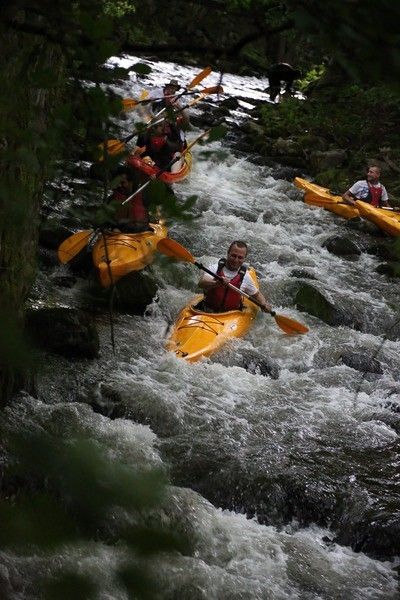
[1,57,399,598]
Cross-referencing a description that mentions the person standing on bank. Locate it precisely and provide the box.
[342,166,389,207]
[198,241,271,313]
[266,63,301,102]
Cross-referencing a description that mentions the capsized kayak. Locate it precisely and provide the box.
[294,177,359,219]
[355,201,400,237]
[127,150,192,184]
[92,223,168,287]
[166,268,259,362]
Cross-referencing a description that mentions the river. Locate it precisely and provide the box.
[1,57,399,599]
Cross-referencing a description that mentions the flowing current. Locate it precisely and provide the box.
[2,57,399,598]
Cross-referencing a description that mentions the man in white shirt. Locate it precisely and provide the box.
[198,241,271,313]
[342,166,389,207]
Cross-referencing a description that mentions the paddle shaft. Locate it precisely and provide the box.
[195,261,274,315]
[121,129,210,206]
[119,92,209,148]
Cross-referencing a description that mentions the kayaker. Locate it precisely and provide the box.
[108,166,152,233]
[133,122,184,172]
[151,79,188,150]
[266,63,301,101]
[152,79,189,128]
[197,241,271,313]
[342,166,389,207]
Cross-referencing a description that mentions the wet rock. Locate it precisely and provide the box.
[294,283,360,328]
[51,274,78,288]
[273,137,302,157]
[270,166,303,181]
[37,247,59,268]
[113,270,159,314]
[39,225,73,249]
[339,351,383,375]
[289,269,317,280]
[345,217,381,235]
[220,97,239,110]
[26,307,99,358]
[239,120,265,137]
[310,149,347,171]
[375,262,400,277]
[366,242,399,261]
[240,350,280,379]
[322,236,361,257]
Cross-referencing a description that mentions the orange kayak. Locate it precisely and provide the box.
[355,201,400,237]
[294,177,359,219]
[167,268,259,362]
[92,223,168,287]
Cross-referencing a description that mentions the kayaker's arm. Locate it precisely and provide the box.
[198,273,226,291]
[342,190,356,205]
[250,290,272,313]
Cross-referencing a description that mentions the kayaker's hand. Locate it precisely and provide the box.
[260,303,272,313]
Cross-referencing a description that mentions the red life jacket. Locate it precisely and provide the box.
[150,135,167,151]
[112,187,148,222]
[204,259,247,311]
[367,182,383,207]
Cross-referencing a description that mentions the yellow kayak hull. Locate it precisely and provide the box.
[294,177,359,219]
[355,201,400,237]
[92,223,168,287]
[167,268,259,362]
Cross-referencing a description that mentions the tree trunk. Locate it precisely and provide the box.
[0,23,65,406]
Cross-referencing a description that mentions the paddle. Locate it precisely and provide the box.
[100,85,221,159]
[157,238,309,335]
[122,84,220,111]
[57,230,95,264]
[121,129,211,206]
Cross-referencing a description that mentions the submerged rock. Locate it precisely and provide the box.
[26,307,99,358]
[113,270,159,314]
[339,351,383,375]
[322,236,361,257]
[294,283,361,329]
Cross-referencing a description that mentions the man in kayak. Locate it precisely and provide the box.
[198,241,271,313]
[266,63,301,102]
[108,166,152,233]
[342,166,389,207]
[151,79,188,149]
[133,122,184,172]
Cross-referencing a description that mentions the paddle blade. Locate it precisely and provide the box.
[97,138,126,160]
[157,238,195,263]
[201,85,223,95]
[274,314,309,335]
[188,66,212,89]
[122,97,138,110]
[58,230,93,264]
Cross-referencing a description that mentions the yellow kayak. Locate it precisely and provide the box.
[294,177,359,219]
[167,268,259,362]
[355,201,400,237]
[92,223,168,287]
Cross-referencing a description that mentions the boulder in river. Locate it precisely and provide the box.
[339,351,383,375]
[26,307,99,358]
[322,236,361,257]
[295,283,361,329]
[113,270,159,314]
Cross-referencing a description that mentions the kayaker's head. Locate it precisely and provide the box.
[115,166,135,191]
[164,79,180,100]
[366,165,381,184]
[226,241,248,271]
